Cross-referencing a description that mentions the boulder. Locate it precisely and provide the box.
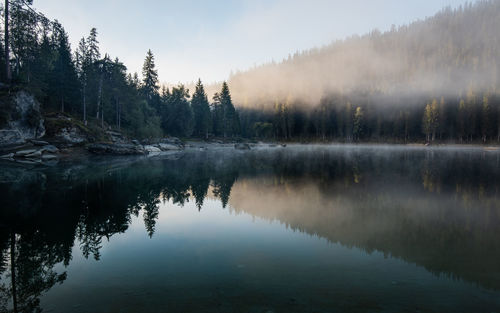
[15,149,37,157]
[158,143,182,151]
[41,154,58,160]
[31,140,50,146]
[144,145,162,153]
[161,137,183,146]
[24,150,42,158]
[41,145,59,153]
[106,131,127,143]
[56,127,86,144]
[235,143,251,150]
[15,159,41,165]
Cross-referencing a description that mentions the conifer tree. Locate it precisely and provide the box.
[51,26,78,113]
[481,95,491,143]
[86,28,100,64]
[353,106,364,141]
[191,79,211,139]
[218,81,239,137]
[141,49,159,101]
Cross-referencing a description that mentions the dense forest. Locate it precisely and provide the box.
[1,0,500,142]
[230,0,500,142]
[0,0,240,139]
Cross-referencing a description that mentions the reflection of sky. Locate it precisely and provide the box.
[43,195,500,312]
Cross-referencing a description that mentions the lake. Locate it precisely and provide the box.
[1,144,500,312]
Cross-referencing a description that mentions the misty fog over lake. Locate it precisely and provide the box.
[1,145,500,312]
[2,0,500,311]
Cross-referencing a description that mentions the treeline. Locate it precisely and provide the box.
[0,1,240,139]
[237,91,500,143]
[232,1,500,143]
[2,0,500,143]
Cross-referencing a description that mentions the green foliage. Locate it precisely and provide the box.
[422,100,439,142]
[212,82,240,138]
[141,49,159,101]
[353,106,364,141]
[2,0,498,143]
[191,79,211,138]
[253,122,273,138]
[161,85,194,137]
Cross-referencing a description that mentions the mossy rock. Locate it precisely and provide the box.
[44,113,111,143]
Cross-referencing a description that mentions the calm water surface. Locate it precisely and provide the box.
[1,145,500,312]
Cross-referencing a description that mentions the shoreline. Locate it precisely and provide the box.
[1,140,499,168]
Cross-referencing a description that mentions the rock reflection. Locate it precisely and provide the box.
[0,146,499,312]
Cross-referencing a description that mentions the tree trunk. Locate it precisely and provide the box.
[101,102,104,128]
[83,81,87,125]
[116,98,121,130]
[10,231,17,313]
[118,100,121,131]
[5,0,11,83]
[96,73,103,119]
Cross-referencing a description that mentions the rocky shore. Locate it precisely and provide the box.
[0,90,277,166]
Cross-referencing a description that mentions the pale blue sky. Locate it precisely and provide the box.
[33,0,472,85]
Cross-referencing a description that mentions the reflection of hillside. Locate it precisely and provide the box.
[228,172,500,290]
[0,146,499,311]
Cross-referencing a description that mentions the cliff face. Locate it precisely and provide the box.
[0,90,45,147]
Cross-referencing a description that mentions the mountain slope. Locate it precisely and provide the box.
[228,1,500,109]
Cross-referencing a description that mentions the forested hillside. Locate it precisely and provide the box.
[231,1,500,142]
[1,0,499,143]
[0,0,240,140]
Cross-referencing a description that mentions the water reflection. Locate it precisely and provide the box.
[0,145,500,312]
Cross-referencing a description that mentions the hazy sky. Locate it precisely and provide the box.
[33,0,470,85]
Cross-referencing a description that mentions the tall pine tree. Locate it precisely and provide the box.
[141,49,159,101]
[191,79,211,139]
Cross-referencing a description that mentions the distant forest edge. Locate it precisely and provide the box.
[1,0,500,143]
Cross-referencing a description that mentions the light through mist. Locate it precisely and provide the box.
[1,1,500,312]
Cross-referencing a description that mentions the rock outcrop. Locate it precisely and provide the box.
[56,126,86,144]
[0,144,60,164]
[0,91,45,147]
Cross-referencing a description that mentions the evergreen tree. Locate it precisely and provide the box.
[423,99,439,142]
[353,106,364,141]
[191,79,211,139]
[141,49,159,101]
[163,85,193,137]
[218,81,239,137]
[481,95,491,143]
[75,37,89,123]
[51,26,78,113]
[211,92,223,136]
[86,28,100,63]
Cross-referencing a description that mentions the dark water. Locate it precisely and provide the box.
[1,144,500,313]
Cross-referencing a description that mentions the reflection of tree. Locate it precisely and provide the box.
[191,178,210,211]
[77,220,102,261]
[142,196,161,238]
[0,230,68,313]
[212,175,237,209]
[1,145,500,308]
